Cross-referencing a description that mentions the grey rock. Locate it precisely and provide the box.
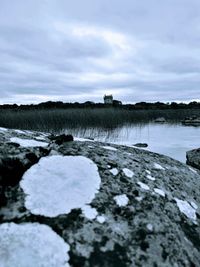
[133,143,148,148]
[182,116,200,126]
[186,148,200,170]
[49,134,74,145]
[0,128,200,267]
[154,117,166,123]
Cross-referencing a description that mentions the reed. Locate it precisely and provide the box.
[0,108,199,133]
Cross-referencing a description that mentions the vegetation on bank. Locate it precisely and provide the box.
[0,107,200,133]
[1,100,200,110]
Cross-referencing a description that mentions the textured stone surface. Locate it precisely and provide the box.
[0,127,200,267]
[186,148,200,170]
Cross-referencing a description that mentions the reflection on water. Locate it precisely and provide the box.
[66,123,200,163]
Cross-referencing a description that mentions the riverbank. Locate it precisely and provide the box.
[0,127,200,266]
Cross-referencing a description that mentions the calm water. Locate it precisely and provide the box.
[72,123,200,163]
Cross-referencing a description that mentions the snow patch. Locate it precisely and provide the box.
[96,215,106,224]
[10,137,48,147]
[0,223,70,267]
[154,188,165,197]
[154,163,165,170]
[102,146,117,151]
[20,155,101,217]
[82,205,98,220]
[123,168,134,178]
[145,170,151,175]
[114,194,129,207]
[175,198,197,221]
[137,181,150,191]
[110,168,119,176]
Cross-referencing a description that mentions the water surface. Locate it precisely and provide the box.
[70,123,200,163]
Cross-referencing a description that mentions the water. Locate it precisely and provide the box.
[71,123,200,163]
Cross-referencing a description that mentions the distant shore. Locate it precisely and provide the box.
[1,100,200,110]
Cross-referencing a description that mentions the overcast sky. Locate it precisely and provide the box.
[0,0,200,104]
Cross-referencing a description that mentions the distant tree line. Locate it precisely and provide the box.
[0,101,200,110]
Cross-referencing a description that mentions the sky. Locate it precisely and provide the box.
[0,0,200,104]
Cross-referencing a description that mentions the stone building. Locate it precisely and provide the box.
[103,94,113,104]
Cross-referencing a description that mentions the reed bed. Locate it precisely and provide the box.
[0,108,199,134]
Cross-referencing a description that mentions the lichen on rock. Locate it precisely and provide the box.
[1,128,200,267]
[20,155,101,217]
[0,222,70,267]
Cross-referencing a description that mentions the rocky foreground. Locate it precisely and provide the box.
[0,127,200,267]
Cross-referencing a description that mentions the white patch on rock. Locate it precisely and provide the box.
[145,170,151,175]
[74,137,94,142]
[190,201,198,210]
[135,196,143,202]
[96,215,106,224]
[10,137,48,147]
[82,205,98,220]
[0,223,70,267]
[147,223,153,231]
[137,181,150,191]
[146,174,156,181]
[75,242,93,258]
[20,155,101,217]
[188,167,197,174]
[24,130,35,134]
[175,198,197,221]
[154,188,166,197]
[14,129,26,134]
[102,146,117,151]
[114,194,129,207]
[35,136,47,141]
[0,127,8,132]
[153,163,165,170]
[123,168,134,178]
[110,168,119,176]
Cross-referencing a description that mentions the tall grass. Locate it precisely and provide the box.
[0,108,199,134]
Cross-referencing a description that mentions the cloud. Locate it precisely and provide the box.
[0,0,200,103]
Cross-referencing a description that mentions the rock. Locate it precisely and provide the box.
[186,148,200,170]
[133,143,148,148]
[0,128,200,266]
[182,116,200,126]
[49,134,74,145]
[154,117,166,123]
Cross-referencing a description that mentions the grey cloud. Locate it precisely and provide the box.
[0,0,200,103]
